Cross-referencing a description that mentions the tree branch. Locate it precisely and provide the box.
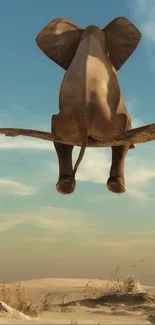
[0,124,155,147]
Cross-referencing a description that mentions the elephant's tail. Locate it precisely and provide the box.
[72,128,88,178]
[72,93,88,177]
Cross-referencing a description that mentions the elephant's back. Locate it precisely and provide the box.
[59,34,120,115]
[59,37,88,112]
[59,31,129,141]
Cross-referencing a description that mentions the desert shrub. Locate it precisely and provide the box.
[83,276,145,299]
[0,282,39,317]
[0,283,72,315]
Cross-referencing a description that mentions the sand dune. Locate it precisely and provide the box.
[0,278,155,324]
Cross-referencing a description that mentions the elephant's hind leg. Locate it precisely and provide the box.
[107,145,129,194]
[52,115,75,195]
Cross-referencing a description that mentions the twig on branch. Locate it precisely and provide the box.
[0,124,155,147]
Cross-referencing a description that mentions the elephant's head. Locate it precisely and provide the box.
[36,17,141,71]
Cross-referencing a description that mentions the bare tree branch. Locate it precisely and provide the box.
[0,124,155,147]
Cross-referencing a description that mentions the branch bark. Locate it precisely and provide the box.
[0,124,155,147]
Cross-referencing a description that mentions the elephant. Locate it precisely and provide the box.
[36,17,141,195]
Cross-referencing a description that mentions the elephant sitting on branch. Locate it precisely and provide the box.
[35,16,141,195]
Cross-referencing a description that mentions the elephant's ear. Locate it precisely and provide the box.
[36,18,83,70]
[103,17,141,71]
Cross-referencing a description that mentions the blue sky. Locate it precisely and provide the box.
[0,0,155,284]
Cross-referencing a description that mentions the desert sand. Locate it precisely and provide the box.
[0,277,155,324]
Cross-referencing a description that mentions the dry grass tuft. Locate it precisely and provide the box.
[0,282,73,316]
[0,282,39,317]
[83,276,145,299]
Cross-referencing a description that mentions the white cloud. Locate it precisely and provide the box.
[129,0,155,71]
[127,168,155,184]
[38,205,90,219]
[126,99,144,128]
[23,237,58,243]
[133,0,148,16]
[0,137,54,151]
[127,0,155,70]
[32,216,86,233]
[1,207,155,249]
[0,178,37,196]
[125,156,155,200]
[29,206,105,235]
[73,146,155,200]
[132,0,155,43]
[0,208,107,245]
[75,147,110,184]
[0,219,24,232]
[78,238,155,248]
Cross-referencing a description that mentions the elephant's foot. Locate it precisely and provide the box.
[107,176,126,194]
[56,175,76,195]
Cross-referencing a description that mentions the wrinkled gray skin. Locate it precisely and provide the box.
[36,17,141,195]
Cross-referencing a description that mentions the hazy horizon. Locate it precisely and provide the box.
[0,0,155,286]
